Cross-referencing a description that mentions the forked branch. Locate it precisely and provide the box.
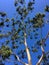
[36,31,49,65]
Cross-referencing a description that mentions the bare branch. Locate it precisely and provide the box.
[36,54,43,65]
[36,44,45,65]
[36,32,49,65]
[43,32,49,43]
[24,33,32,65]
[6,59,28,65]
[11,53,28,65]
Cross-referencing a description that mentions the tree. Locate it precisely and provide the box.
[0,0,49,65]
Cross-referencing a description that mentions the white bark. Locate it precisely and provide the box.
[24,33,32,65]
[6,53,28,65]
[36,54,43,65]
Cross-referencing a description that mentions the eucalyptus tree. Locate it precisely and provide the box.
[0,0,49,65]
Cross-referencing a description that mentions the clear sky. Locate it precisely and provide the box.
[0,0,49,65]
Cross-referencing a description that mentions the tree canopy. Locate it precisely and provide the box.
[0,0,49,65]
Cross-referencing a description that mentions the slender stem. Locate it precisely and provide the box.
[11,53,28,65]
[44,32,49,42]
[36,54,43,65]
[36,31,49,65]
[36,27,45,65]
[24,33,32,65]
[6,59,28,65]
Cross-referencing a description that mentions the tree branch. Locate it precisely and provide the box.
[36,54,43,65]
[12,53,28,65]
[36,42,45,65]
[43,32,49,43]
[36,32,49,65]
[24,33,32,65]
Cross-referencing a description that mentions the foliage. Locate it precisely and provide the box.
[0,45,12,60]
[0,0,49,65]
[45,5,49,12]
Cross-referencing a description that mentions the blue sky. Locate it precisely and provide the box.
[0,0,49,65]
